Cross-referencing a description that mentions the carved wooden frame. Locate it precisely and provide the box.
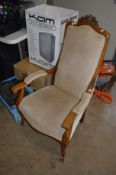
[11,15,110,160]
[59,15,110,159]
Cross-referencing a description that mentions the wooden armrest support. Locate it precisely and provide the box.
[46,66,57,75]
[62,111,77,130]
[73,93,92,114]
[11,82,27,94]
[87,74,98,94]
[11,81,27,106]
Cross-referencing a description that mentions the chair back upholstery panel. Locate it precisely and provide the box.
[54,25,105,99]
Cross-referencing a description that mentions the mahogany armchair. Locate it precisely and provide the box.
[12,16,110,159]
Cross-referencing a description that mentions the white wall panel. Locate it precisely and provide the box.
[53,0,116,59]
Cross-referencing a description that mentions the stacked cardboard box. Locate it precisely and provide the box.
[13,58,53,90]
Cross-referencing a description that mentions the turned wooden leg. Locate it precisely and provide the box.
[61,142,66,158]
[80,110,86,123]
[60,128,71,161]
[59,143,65,162]
[21,115,25,126]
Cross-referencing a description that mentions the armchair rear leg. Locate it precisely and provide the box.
[80,110,86,123]
[21,115,25,126]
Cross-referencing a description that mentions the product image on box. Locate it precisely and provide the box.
[39,32,55,64]
[26,4,79,69]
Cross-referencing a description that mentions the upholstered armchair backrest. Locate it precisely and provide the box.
[54,25,105,99]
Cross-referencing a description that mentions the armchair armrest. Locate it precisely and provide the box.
[11,70,47,94]
[11,70,48,106]
[24,70,48,85]
[62,111,77,130]
[73,92,92,114]
[62,92,92,130]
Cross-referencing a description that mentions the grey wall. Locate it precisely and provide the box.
[47,0,53,5]
[32,0,47,5]
[53,0,116,59]
[32,0,53,5]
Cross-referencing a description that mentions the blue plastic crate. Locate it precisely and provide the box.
[0,76,32,123]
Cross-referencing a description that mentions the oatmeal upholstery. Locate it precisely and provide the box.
[19,86,78,140]
[19,24,106,141]
[55,25,105,99]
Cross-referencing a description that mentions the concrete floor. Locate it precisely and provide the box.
[0,85,116,175]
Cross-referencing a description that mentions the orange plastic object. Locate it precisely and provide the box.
[94,89,112,104]
[99,62,115,75]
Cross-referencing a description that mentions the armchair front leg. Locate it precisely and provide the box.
[61,128,72,158]
[61,92,92,158]
[61,111,77,157]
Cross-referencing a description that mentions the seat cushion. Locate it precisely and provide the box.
[19,86,78,141]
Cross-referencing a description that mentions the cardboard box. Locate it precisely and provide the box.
[26,4,79,69]
[14,59,53,90]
